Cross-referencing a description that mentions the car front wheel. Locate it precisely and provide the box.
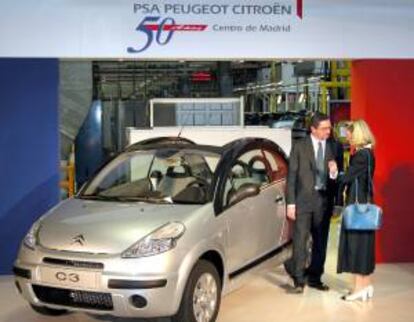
[172,260,221,322]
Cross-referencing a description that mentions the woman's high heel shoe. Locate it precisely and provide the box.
[341,287,370,302]
[367,285,374,299]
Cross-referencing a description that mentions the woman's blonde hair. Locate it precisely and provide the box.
[347,119,376,148]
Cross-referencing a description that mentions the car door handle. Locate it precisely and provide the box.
[275,195,284,203]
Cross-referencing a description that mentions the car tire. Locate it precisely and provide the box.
[172,260,221,322]
[30,304,69,316]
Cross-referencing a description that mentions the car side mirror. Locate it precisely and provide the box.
[228,183,260,207]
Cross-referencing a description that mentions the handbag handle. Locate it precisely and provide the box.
[354,149,373,204]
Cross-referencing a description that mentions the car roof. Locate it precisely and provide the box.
[125,142,224,155]
[124,136,287,160]
[126,136,196,150]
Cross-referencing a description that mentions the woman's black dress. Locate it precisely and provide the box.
[337,148,376,275]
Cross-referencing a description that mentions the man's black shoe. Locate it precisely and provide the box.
[287,281,305,294]
[288,285,304,294]
[307,281,330,291]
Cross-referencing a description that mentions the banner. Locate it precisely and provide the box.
[0,0,413,58]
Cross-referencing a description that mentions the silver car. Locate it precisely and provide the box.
[14,137,291,322]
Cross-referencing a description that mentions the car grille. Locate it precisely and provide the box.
[43,257,104,270]
[32,285,113,311]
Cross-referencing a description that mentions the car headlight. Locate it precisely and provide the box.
[121,222,186,258]
[23,221,41,250]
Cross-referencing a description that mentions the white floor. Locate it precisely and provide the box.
[2,222,414,322]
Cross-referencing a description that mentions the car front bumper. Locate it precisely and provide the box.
[14,245,187,318]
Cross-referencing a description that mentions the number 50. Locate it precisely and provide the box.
[127,16,175,53]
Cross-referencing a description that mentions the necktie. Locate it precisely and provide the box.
[315,141,326,190]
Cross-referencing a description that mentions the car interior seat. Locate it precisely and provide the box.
[158,164,195,197]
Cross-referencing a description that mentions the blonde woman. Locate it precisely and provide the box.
[336,120,376,301]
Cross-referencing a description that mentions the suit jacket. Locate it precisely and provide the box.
[326,138,344,207]
[337,148,375,206]
[287,136,336,213]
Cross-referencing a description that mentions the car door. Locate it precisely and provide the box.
[220,148,274,273]
[262,149,290,248]
[239,147,289,260]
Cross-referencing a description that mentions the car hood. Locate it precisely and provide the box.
[37,198,204,254]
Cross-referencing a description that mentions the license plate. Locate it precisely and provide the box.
[39,266,99,289]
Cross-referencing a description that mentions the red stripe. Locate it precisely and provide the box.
[146,25,158,31]
[146,24,208,31]
[297,0,303,19]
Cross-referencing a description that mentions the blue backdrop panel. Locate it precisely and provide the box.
[75,100,104,188]
[0,59,59,274]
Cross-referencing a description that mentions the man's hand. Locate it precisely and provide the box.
[328,160,338,179]
[287,205,296,221]
[328,160,338,174]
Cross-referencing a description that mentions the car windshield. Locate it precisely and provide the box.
[79,148,221,204]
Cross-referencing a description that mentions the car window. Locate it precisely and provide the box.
[263,151,278,172]
[263,150,287,181]
[223,149,270,207]
[81,149,220,204]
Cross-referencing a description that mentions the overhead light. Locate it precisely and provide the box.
[298,93,305,103]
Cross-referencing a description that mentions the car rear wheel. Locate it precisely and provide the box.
[172,260,221,322]
[30,304,69,316]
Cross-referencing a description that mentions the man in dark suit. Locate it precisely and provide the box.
[304,136,344,290]
[286,112,338,293]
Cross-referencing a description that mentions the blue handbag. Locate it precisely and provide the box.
[342,150,383,230]
[342,203,383,230]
